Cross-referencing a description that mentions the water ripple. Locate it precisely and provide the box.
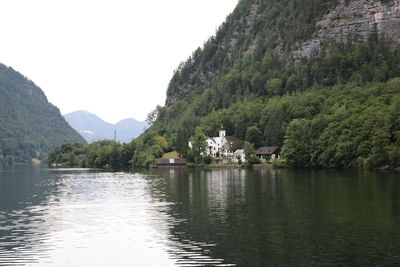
[0,170,235,266]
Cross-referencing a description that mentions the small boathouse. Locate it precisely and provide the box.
[156,158,187,167]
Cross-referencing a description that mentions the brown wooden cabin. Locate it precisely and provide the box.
[156,158,187,167]
[256,146,281,161]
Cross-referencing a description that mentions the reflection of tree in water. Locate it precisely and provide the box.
[151,168,400,267]
[151,168,277,266]
[2,166,399,266]
[145,168,235,266]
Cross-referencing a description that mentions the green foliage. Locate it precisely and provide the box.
[176,128,190,158]
[63,1,400,170]
[0,64,86,164]
[192,127,207,163]
[133,151,156,169]
[143,39,400,160]
[244,141,256,159]
[266,78,283,95]
[247,155,261,165]
[246,126,263,148]
[48,140,134,169]
[281,119,314,167]
[166,0,339,102]
[146,105,163,125]
[203,155,213,165]
[162,151,179,159]
[135,76,400,169]
[271,159,286,168]
[279,80,400,168]
[153,136,168,150]
[132,131,168,168]
[48,143,86,167]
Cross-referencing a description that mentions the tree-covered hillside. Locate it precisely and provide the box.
[0,63,86,164]
[128,0,399,168]
[49,0,400,169]
[165,0,341,106]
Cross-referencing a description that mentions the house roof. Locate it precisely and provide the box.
[234,149,245,154]
[190,136,217,143]
[189,135,241,147]
[256,146,280,155]
[210,137,217,143]
[225,136,238,142]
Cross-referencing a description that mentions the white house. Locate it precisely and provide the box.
[189,128,238,158]
[233,149,246,163]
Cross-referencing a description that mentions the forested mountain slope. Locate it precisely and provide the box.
[50,0,400,169]
[0,64,85,164]
[166,0,400,106]
[132,0,400,169]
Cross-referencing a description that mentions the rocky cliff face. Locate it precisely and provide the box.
[294,0,400,58]
[165,0,262,107]
[165,0,400,106]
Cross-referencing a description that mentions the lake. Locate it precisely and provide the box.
[0,165,399,266]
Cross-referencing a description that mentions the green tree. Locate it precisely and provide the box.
[281,119,313,167]
[176,128,189,158]
[146,105,163,125]
[246,126,263,148]
[244,141,256,160]
[154,136,168,150]
[266,78,283,95]
[192,127,207,163]
[247,154,261,165]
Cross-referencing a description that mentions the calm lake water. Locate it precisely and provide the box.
[0,165,399,266]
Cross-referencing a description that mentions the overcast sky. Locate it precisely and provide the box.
[0,0,238,123]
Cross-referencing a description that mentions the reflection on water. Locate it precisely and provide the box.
[0,166,234,267]
[0,165,399,266]
[154,168,400,266]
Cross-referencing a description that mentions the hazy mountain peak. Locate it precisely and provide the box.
[64,111,148,143]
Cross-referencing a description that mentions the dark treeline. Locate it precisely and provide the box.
[48,141,135,169]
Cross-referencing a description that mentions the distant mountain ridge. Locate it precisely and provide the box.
[0,63,85,164]
[64,110,148,143]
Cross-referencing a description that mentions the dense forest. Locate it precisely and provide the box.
[0,63,86,164]
[49,0,400,169]
[49,77,400,169]
[48,141,134,169]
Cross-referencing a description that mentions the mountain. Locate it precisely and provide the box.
[165,0,400,106]
[64,110,148,143]
[0,63,86,164]
[115,118,148,143]
[132,0,400,168]
[63,111,112,142]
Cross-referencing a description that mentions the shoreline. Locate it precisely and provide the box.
[187,163,273,169]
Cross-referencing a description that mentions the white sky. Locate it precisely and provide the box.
[0,0,238,123]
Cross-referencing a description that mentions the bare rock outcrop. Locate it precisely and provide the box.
[293,0,400,59]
